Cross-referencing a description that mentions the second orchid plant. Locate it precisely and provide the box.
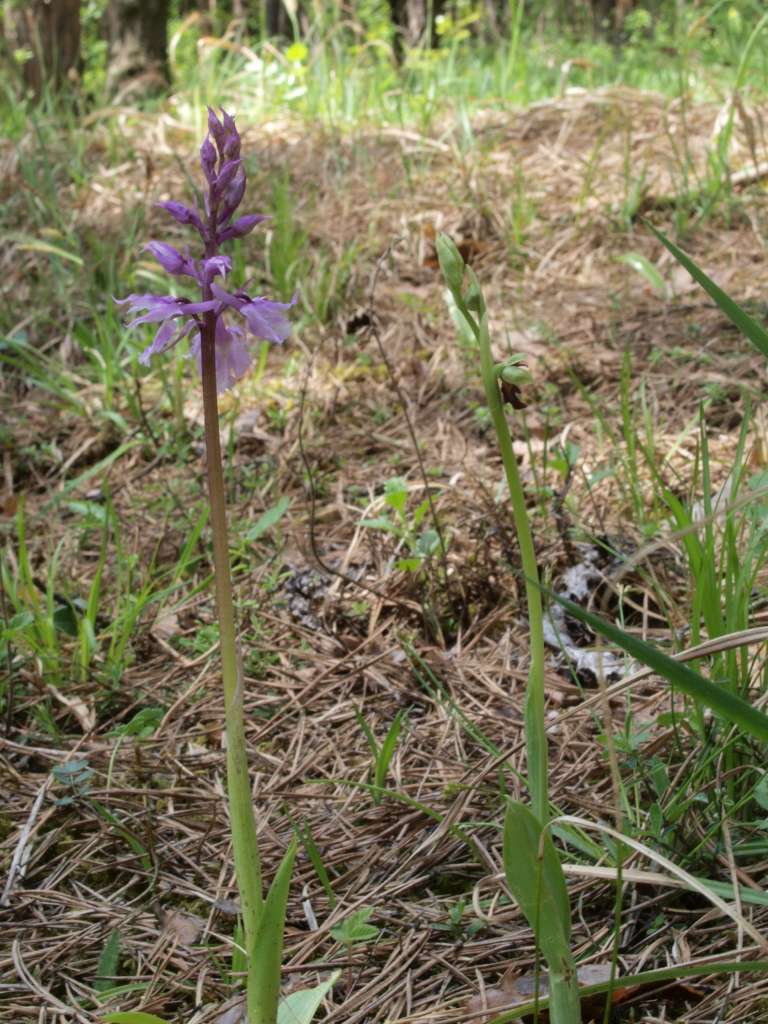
[108,109,313,1024]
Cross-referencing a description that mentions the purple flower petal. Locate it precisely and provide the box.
[157,200,205,234]
[116,106,294,393]
[219,173,247,224]
[145,241,196,277]
[207,107,226,148]
[200,136,217,183]
[239,295,295,343]
[221,108,237,136]
[221,109,241,160]
[198,255,232,285]
[116,292,217,327]
[213,158,242,197]
[139,317,195,365]
[217,213,268,243]
[189,316,252,393]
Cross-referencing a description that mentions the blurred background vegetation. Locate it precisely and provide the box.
[2,0,766,123]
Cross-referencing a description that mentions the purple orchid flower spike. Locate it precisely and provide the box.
[117,107,294,394]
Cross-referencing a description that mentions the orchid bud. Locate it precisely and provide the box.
[465,268,486,318]
[436,234,465,295]
[218,173,247,224]
[214,159,242,197]
[217,213,267,243]
[496,356,532,409]
[207,106,225,148]
[145,241,195,277]
[221,109,241,160]
[200,136,217,184]
[157,200,205,235]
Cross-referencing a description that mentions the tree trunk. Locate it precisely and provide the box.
[106,0,170,98]
[263,0,292,38]
[4,0,81,96]
[388,0,446,60]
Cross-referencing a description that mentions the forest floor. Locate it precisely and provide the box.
[3,86,768,1023]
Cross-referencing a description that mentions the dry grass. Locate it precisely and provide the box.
[3,86,768,1022]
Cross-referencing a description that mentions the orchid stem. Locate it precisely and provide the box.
[477,314,548,825]
[200,311,263,964]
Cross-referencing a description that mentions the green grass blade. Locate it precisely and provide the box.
[541,586,768,743]
[374,709,405,791]
[645,222,768,359]
[618,252,668,298]
[298,820,337,908]
[246,496,291,541]
[94,929,121,993]
[353,707,379,759]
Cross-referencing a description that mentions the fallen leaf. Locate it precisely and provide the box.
[47,684,96,733]
[151,611,180,643]
[162,909,204,945]
[465,985,520,1023]
[213,897,241,917]
[1,492,18,517]
[465,962,616,1023]
[215,999,245,1024]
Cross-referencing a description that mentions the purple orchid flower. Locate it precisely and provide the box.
[117,107,294,394]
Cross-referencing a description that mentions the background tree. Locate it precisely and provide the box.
[3,0,81,96]
[388,0,447,59]
[106,0,171,97]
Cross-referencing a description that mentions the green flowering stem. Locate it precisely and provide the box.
[200,312,264,999]
[437,232,547,823]
[476,315,548,824]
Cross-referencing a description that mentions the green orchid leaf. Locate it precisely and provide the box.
[277,970,340,1024]
[503,801,581,1023]
[248,837,298,1024]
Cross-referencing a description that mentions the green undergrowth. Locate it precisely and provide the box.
[4,6,768,1019]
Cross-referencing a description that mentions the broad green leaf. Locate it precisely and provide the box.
[109,707,164,740]
[396,557,422,572]
[248,837,298,1024]
[415,529,439,556]
[94,930,120,993]
[646,222,768,359]
[53,600,80,636]
[277,971,340,1024]
[360,517,398,532]
[753,774,768,811]
[246,497,290,541]
[503,801,581,1024]
[617,252,668,298]
[383,477,408,514]
[503,800,571,963]
[412,497,431,528]
[102,1014,171,1024]
[330,907,380,945]
[543,586,768,743]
